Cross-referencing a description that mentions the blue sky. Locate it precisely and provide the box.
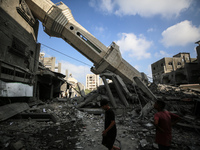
[38,0,200,86]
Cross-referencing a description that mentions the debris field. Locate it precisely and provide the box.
[0,83,200,150]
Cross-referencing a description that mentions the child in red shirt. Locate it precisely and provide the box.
[154,100,180,150]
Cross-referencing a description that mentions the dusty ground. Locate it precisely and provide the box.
[0,100,200,150]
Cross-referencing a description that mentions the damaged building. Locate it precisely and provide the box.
[0,0,65,104]
[151,48,200,85]
[0,0,200,150]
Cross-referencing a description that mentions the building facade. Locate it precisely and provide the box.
[39,53,61,73]
[0,0,40,100]
[86,74,99,91]
[151,52,200,85]
[0,0,66,103]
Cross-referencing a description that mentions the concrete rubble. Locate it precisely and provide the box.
[1,0,200,149]
[0,83,200,150]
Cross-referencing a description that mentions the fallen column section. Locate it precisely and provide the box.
[112,76,129,107]
[76,92,99,108]
[0,103,30,121]
[133,76,157,101]
[100,72,130,108]
[133,77,157,118]
[101,75,117,108]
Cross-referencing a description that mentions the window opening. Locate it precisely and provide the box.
[168,62,172,65]
[9,37,27,57]
[77,32,101,53]
[177,62,181,65]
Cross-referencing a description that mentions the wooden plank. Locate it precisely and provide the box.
[0,103,29,121]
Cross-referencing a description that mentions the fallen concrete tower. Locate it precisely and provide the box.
[25,0,148,84]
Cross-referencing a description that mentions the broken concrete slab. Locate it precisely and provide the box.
[177,122,200,129]
[10,140,24,150]
[133,76,157,101]
[139,139,148,147]
[0,103,29,121]
[179,84,200,90]
[14,112,58,123]
[0,100,200,150]
[78,108,103,115]
[76,92,99,108]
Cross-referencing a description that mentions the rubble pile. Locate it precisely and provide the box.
[72,82,152,112]
[0,102,86,150]
[149,83,199,99]
[149,83,200,116]
[116,109,200,150]
[0,83,200,150]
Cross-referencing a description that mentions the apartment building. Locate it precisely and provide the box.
[86,74,99,91]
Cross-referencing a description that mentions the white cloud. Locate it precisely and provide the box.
[89,0,193,18]
[115,33,152,60]
[100,0,114,13]
[147,28,154,33]
[89,0,114,14]
[59,61,92,86]
[154,50,171,58]
[95,26,105,33]
[161,20,200,47]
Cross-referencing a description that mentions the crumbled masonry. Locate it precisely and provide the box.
[0,83,200,150]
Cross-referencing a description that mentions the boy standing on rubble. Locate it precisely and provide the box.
[100,99,120,150]
[154,100,180,150]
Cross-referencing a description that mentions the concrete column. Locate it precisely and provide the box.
[196,45,200,64]
[34,43,40,72]
[76,93,98,108]
[172,59,176,85]
[112,76,129,107]
[65,70,68,79]
[58,63,61,73]
[51,57,56,71]
[102,76,117,108]
[133,76,157,101]
[33,76,38,100]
